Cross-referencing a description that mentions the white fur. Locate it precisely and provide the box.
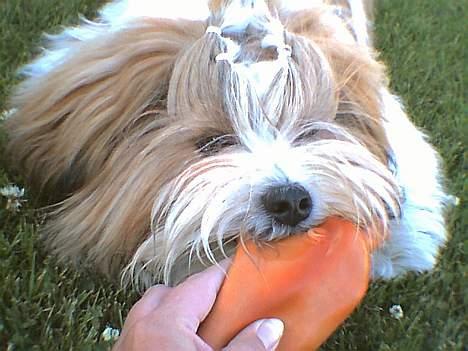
[126,122,398,284]
[101,0,210,23]
[275,0,324,13]
[276,0,362,45]
[22,0,211,77]
[347,0,370,46]
[371,90,449,278]
[219,0,270,31]
[236,60,285,99]
[214,0,291,99]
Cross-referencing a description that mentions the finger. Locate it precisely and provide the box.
[142,284,172,308]
[223,319,284,351]
[125,285,171,324]
[165,259,232,328]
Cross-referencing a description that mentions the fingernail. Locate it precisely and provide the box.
[256,319,284,350]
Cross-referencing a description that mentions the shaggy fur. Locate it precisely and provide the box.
[5,0,449,288]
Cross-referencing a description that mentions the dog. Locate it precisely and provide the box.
[5,0,450,289]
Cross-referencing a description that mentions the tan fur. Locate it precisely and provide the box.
[285,9,388,161]
[6,19,203,195]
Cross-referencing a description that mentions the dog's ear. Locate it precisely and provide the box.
[279,0,374,47]
[5,18,204,197]
[284,11,389,164]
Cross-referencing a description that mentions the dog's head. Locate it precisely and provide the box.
[6,0,400,288]
[123,1,400,286]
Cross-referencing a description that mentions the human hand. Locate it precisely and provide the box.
[112,260,284,350]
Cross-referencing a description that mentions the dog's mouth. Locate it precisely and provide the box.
[254,220,316,242]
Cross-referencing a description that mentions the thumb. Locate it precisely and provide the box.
[223,319,284,351]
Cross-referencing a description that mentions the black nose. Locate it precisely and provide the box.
[262,184,312,226]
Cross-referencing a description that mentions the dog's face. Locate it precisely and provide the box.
[124,4,400,285]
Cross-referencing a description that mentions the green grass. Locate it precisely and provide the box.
[0,0,466,350]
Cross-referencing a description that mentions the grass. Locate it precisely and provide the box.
[0,0,466,350]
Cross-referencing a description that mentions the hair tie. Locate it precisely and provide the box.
[215,53,233,63]
[206,26,222,36]
[279,44,292,58]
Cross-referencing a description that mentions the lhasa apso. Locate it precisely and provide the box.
[5,0,450,288]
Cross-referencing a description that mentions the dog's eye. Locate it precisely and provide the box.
[196,135,238,155]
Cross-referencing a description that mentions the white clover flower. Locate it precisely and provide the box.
[102,326,120,342]
[0,185,25,198]
[0,185,26,211]
[0,108,16,121]
[389,304,404,320]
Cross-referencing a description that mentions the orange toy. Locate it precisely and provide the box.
[198,217,372,350]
